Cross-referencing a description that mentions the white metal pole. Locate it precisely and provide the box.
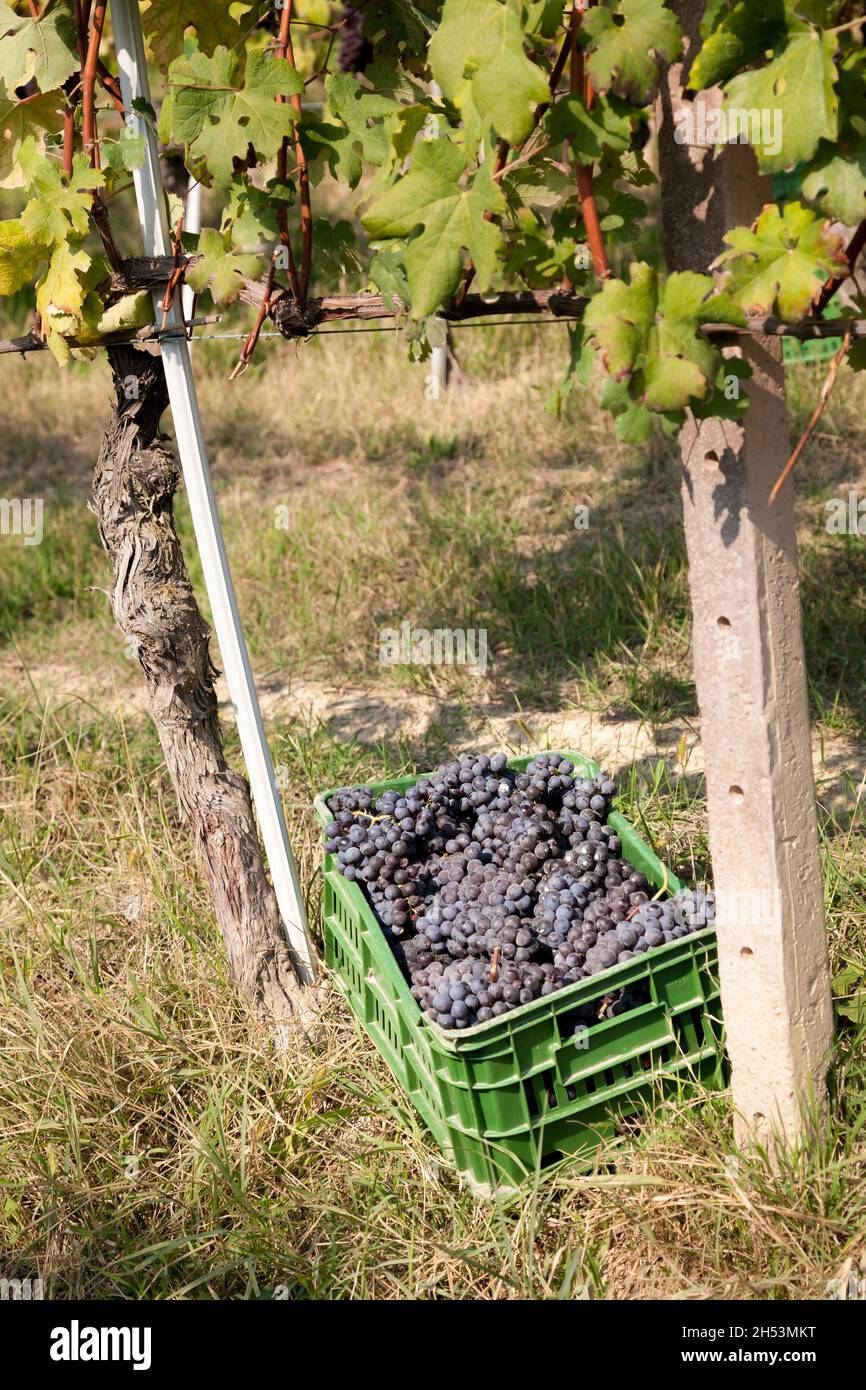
[427,83,448,399]
[182,177,201,342]
[111,0,316,983]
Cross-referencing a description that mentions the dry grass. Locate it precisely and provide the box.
[1,329,866,1299]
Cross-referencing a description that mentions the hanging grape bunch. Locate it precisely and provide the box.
[338,7,372,75]
[325,754,712,1030]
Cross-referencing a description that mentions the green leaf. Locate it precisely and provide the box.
[689,0,792,91]
[585,262,744,412]
[368,244,411,309]
[163,45,302,185]
[19,144,104,244]
[225,179,293,252]
[76,290,154,343]
[582,0,683,104]
[141,0,242,73]
[721,29,838,172]
[802,141,866,226]
[0,0,78,92]
[428,0,550,145]
[314,72,401,187]
[311,218,363,280]
[714,202,846,322]
[104,126,146,174]
[0,216,47,294]
[546,91,633,162]
[362,138,506,317]
[0,82,64,189]
[185,225,263,304]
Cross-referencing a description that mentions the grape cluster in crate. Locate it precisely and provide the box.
[324,753,714,1030]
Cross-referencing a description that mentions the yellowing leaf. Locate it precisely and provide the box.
[141,0,242,73]
[36,239,89,319]
[714,202,846,321]
[0,215,47,294]
[0,82,64,189]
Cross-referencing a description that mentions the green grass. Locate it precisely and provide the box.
[2,333,866,1298]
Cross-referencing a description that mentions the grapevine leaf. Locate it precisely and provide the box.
[714,202,846,322]
[36,238,89,343]
[0,83,64,189]
[311,218,363,280]
[689,0,792,91]
[368,244,411,309]
[585,262,744,412]
[362,138,506,317]
[163,46,302,185]
[226,179,293,252]
[0,215,47,293]
[428,0,550,145]
[76,290,154,343]
[104,126,146,174]
[505,209,577,287]
[0,0,77,92]
[19,143,104,243]
[582,0,683,104]
[802,141,866,225]
[546,91,633,162]
[184,225,262,304]
[721,30,838,172]
[600,379,654,442]
[141,0,242,73]
[315,72,401,186]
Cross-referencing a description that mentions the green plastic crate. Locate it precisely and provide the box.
[315,752,723,1195]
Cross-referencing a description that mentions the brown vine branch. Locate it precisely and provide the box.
[278,1,313,303]
[82,0,108,165]
[769,322,853,505]
[229,250,279,380]
[569,1,609,282]
[160,214,185,328]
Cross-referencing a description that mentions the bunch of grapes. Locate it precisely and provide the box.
[325,753,713,1034]
[411,957,567,1029]
[337,7,373,75]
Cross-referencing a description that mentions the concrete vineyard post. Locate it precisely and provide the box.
[656,3,834,1150]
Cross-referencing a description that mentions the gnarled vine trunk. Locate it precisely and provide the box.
[91,344,304,1029]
